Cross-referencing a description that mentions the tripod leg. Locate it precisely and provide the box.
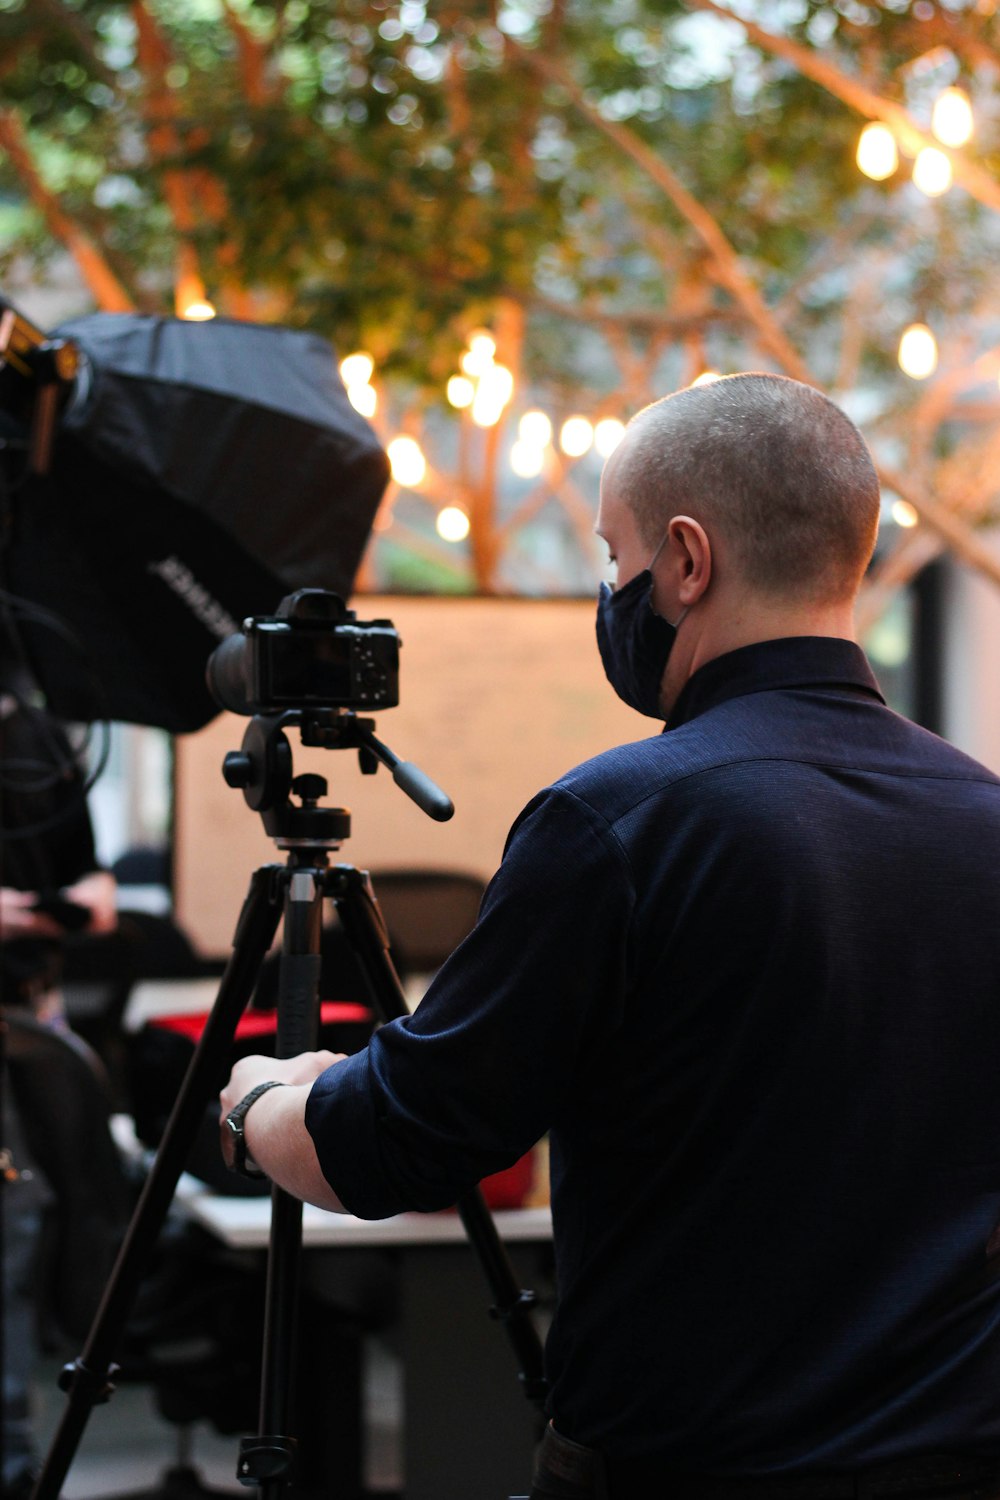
[31,865,285,1500]
[240,861,325,1500]
[329,864,549,1410]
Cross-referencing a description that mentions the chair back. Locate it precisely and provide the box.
[367,868,487,975]
[3,1007,130,1343]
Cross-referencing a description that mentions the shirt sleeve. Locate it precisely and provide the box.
[304,785,635,1217]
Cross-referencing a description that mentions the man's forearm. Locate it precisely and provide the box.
[220,1051,350,1212]
[240,1082,347,1212]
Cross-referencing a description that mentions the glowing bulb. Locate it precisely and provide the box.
[510,439,545,478]
[468,330,496,361]
[388,435,427,486]
[932,87,973,148]
[856,123,898,181]
[891,499,919,528]
[340,352,374,387]
[691,370,721,387]
[436,505,471,542]
[447,375,475,409]
[471,363,514,428]
[912,146,953,196]
[347,384,377,417]
[518,410,552,447]
[481,363,514,405]
[461,337,497,377]
[898,323,938,380]
[594,418,626,458]
[559,416,594,458]
[182,299,216,321]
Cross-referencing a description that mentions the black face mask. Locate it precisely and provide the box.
[596,570,684,720]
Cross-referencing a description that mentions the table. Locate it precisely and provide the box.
[180,1184,554,1500]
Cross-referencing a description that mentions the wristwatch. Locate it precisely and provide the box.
[224,1080,286,1178]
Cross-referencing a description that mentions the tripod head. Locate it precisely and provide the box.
[222,706,454,845]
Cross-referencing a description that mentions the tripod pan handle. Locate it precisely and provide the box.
[392,760,455,821]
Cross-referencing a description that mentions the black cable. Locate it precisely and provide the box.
[0,586,112,840]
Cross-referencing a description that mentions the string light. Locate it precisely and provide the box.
[560,416,594,457]
[898,323,938,379]
[387,435,427,486]
[594,418,626,457]
[461,338,497,377]
[519,410,552,447]
[340,351,377,416]
[348,384,377,417]
[510,439,546,478]
[468,330,496,362]
[891,500,919,528]
[856,123,899,181]
[931,87,974,148]
[181,299,216,321]
[471,363,514,428]
[912,146,953,196]
[691,370,721,387]
[339,353,374,387]
[447,375,475,409]
[436,506,471,542]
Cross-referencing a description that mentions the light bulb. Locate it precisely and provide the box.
[856,123,898,181]
[347,383,377,418]
[388,435,427,486]
[468,331,496,361]
[518,410,552,447]
[559,416,594,458]
[182,299,216,321]
[594,418,626,458]
[447,375,475,409]
[471,363,514,428]
[510,439,545,478]
[436,505,471,543]
[461,341,496,377]
[898,323,938,380]
[912,147,953,197]
[691,370,721,387]
[931,87,973,149]
[891,499,919,528]
[340,352,375,387]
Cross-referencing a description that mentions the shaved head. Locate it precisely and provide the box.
[610,374,880,605]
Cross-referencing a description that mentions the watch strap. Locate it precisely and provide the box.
[224,1079,286,1178]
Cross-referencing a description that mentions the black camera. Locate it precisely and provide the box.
[206,589,400,717]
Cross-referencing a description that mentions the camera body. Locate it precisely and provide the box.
[207,589,400,716]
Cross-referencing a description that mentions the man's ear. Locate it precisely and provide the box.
[666,515,712,607]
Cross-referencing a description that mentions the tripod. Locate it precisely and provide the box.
[32,708,547,1500]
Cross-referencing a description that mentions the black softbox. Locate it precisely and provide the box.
[2,314,389,732]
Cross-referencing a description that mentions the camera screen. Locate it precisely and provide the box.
[263,629,355,704]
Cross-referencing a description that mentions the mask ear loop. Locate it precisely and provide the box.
[646,530,688,632]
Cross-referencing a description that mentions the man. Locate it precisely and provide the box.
[220,373,1000,1499]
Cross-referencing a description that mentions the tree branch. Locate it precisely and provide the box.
[686,0,1000,216]
[513,44,815,383]
[0,110,135,311]
[221,0,276,107]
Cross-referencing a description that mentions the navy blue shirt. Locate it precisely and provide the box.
[306,636,1000,1473]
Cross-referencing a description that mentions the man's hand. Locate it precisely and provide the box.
[220,1050,346,1122]
[218,1050,349,1212]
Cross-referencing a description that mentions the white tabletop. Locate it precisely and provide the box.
[178,1181,552,1250]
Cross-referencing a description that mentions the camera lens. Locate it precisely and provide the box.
[206,632,252,714]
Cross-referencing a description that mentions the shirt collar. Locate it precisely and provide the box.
[665,636,886,731]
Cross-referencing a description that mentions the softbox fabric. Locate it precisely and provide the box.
[3,315,389,732]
